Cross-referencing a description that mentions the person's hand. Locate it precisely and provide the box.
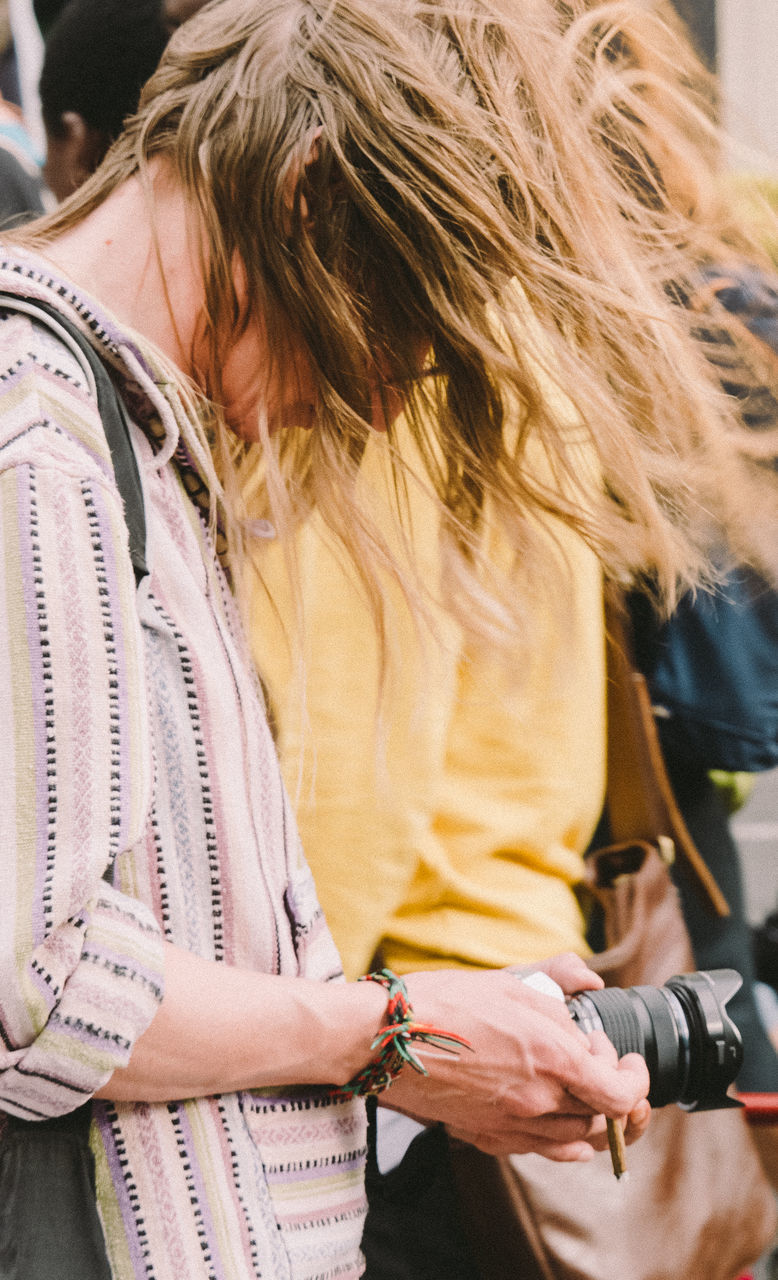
[526,951,604,995]
[379,960,650,1160]
[506,951,605,998]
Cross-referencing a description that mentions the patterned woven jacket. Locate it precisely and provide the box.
[0,246,367,1280]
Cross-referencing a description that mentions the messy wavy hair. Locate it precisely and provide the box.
[16,0,778,642]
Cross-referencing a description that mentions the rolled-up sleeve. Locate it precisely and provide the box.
[0,454,164,1119]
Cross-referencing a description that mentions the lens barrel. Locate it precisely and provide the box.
[566,969,743,1110]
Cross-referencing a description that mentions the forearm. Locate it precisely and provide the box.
[96,942,388,1101]
[97,948,651,1166]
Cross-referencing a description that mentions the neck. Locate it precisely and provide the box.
[44,171,205,379]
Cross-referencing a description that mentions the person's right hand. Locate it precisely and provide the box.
[379,961,651,1160]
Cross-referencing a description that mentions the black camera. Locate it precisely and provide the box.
[566,969,743,1110]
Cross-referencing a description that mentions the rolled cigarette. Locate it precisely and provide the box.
[606,1117,628,1180]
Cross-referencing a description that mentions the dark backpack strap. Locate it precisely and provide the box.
[0,292,147,583]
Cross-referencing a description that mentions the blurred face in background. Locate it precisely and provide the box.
[40,0,170,201]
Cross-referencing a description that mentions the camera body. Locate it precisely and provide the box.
[565,969,743,1110]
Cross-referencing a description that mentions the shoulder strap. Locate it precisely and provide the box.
[603,591,730,918]
[0,293,147,583]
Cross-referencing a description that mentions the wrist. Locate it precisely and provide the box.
[329,969,472,1099]
[322,977,390,1087]
[253,974,389,1089]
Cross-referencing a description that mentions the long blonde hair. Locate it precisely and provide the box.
[13,0,778,641]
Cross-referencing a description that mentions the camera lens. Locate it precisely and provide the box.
[566,969,743,1110]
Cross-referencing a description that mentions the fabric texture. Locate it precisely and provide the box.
[251,432,606,980]
[0,247,367,1280]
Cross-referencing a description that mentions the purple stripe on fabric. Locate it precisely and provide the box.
[212,1096,264,1273]
[132,1106,192,1277]
[119,338,156,382]
[172,1103,226,1273]
[89,482,133,857]
[32,363,114,478]
[17,469,50,946]
[144,623,205,954]
[94,1103,152,1279]
[162,604,226,962]
[46,1009,131,1055]
[80,941,164,998]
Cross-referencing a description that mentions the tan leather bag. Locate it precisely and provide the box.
[449,600,777,1280]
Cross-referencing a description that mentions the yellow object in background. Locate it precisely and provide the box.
[709,769,756,815]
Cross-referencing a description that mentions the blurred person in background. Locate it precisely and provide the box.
[0,84,43,223]
[39,0,168,200]
[0,0,43,224]
[32,0,66,35]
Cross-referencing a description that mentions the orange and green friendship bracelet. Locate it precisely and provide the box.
[332,968,473,1099]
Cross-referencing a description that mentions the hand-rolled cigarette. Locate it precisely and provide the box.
[606,1117,628,1179]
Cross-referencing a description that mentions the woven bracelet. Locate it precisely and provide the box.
[331,968,472,1100]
